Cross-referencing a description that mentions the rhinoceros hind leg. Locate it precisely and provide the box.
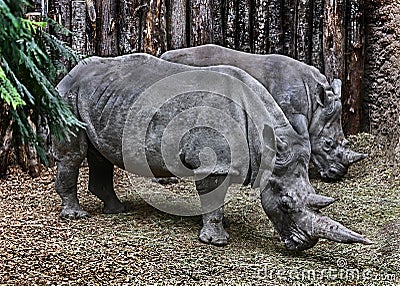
[54,129,89,219]
[87,146,126,214]
[196,175,230,246]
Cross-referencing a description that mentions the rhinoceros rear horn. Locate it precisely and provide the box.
[307,194,336,209]
[312,214,373,245]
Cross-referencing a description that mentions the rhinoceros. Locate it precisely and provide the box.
[161,44,367,180]
[54,54,371,251]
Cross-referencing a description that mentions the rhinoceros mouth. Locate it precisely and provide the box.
[312,156,348,180]
[281,225,319,251]
[324,163,347,180]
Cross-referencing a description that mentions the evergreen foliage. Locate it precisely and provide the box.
[0,0,84,160]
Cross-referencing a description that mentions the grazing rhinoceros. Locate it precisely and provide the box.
[161,44,367,180]
[54,54,371,251]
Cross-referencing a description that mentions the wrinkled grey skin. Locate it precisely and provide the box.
[54,54,371,251]
[161,45,367,180]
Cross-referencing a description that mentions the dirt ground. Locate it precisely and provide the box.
[0,133,399,285]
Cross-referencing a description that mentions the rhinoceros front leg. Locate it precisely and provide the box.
[54,130,89,219]
[195,175,230,246]
[87,147,126,214]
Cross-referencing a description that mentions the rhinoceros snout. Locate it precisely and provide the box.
[321,162,348,180]
[261,187,372,251]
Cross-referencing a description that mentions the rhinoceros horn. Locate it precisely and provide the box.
[342,148,368,165]
[311,213,373,245]
[307,194,336,209]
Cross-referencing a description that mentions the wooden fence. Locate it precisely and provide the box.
[49,0,366,134]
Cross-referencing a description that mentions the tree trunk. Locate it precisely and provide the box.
[343,0,365,134]
[282,0,296,57]
[210,0,224,45]
[167,0,187,49]
[143,0,167,56]
[224,0,236,49]
[268,0,283,54]
[119,0,143,54]
[237,0,252,52]
[311,0,324,70]
[71,0,87,54]
[96,0,119,56]
[323,0,346,82]
[0,107,13,177]
[253,0,269,54]
[190,0,212,46]
[18,116,41,178]
[295,0,312,64]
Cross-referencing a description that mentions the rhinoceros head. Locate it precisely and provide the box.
[309,79,367,180]
[260,136,371,251]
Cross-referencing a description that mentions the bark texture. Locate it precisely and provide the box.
[364,0,400,160]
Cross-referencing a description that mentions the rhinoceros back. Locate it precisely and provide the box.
[57,53,285,183]
[161,44,331,120]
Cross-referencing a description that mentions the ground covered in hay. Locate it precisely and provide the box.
[0,134,399,285]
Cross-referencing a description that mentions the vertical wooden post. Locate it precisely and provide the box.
[311,0,324,71]
[296,0,312,64]
[167,0,187,49]
[237,0,252,52]
[119,0,144,54]
[343,0,365,134]
[323,0,346,82]
[268,0,283,54]
[282,0,296,57]
[253,0,269,54]
[71,0,87,55]
[210,0,224,45]
[96,0,119,56]
[86,0,97,55]
[225,1,236,48]
[190,0,212,46]
[59,0,72,45]
[143,0,167,56]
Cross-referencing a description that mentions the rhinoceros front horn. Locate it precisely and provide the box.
[342,148,368,165]
[311,213,373,245]
[307,194,336,209]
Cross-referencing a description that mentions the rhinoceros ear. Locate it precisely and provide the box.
[331,79,342,98]
[262,124,276,151]
[253,125,276,189]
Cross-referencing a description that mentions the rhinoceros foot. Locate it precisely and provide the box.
[60,207,90,220]
[103,202,130,214]
[199,221,229,246]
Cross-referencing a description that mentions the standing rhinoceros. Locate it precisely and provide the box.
[54,54,371,251]
[161,45,367,180]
